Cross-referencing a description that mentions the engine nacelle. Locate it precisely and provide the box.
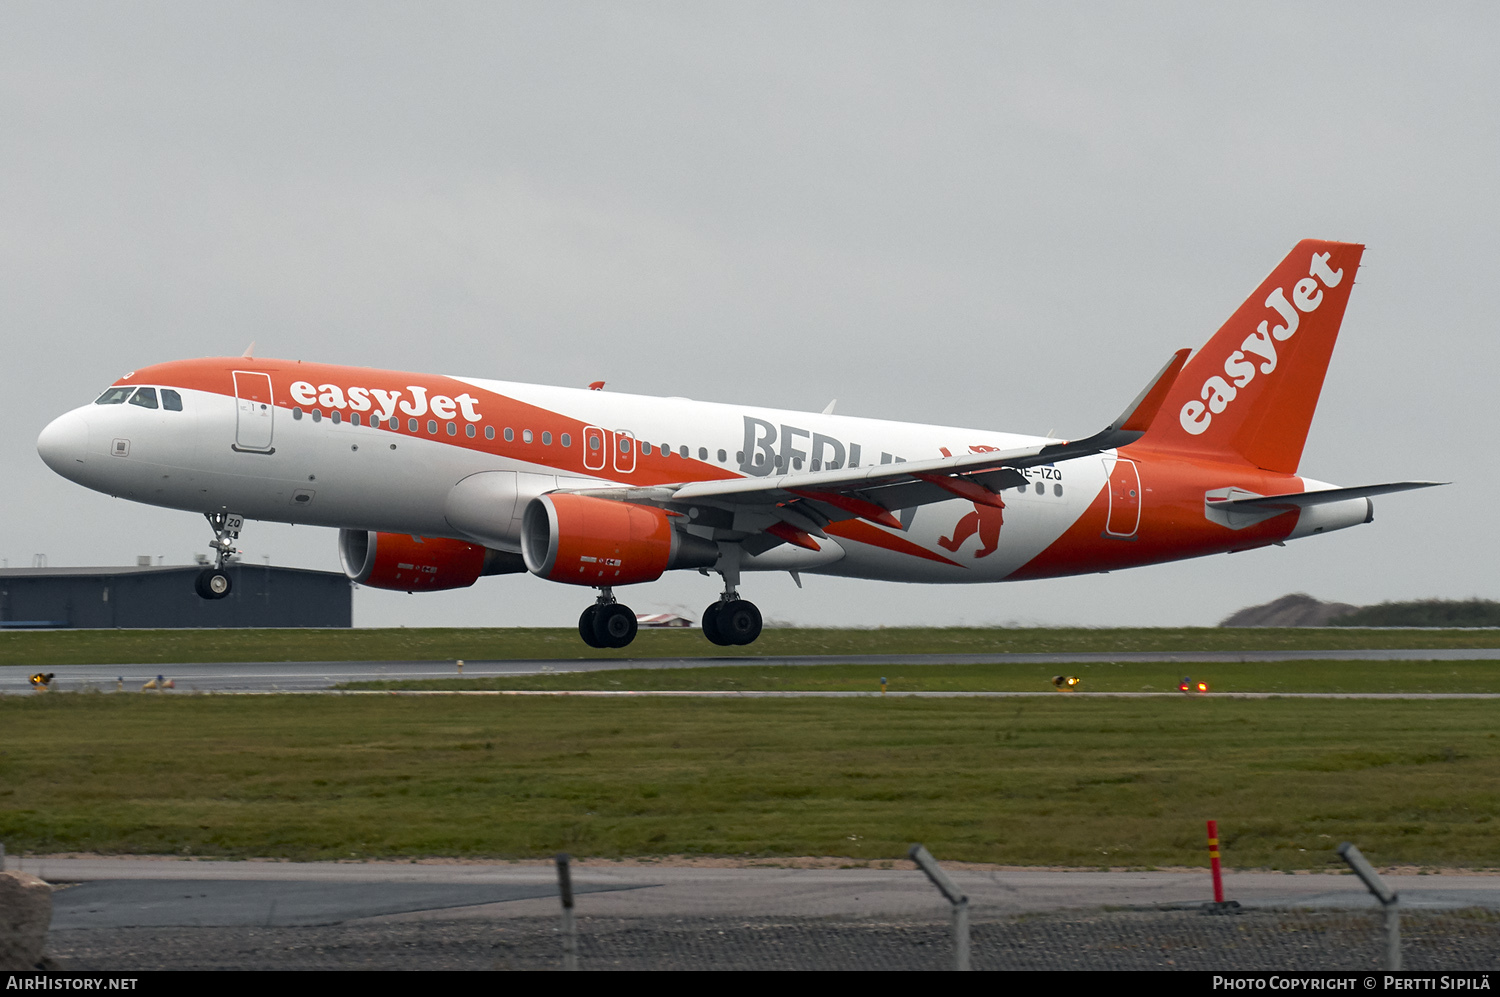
[339,530,525,592]
[520,494,718,586]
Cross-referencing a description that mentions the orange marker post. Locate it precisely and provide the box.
[1207,820,1225,903]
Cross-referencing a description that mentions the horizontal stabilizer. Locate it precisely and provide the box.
[1212,481,1446,512]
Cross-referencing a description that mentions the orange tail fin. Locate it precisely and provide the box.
[1139,239,1365,473]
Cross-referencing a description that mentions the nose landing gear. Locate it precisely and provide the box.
[195,512,243,600]
[579,587,638,649]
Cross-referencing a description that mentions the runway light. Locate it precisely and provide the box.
[1179,677,1192,693]
[1052,675,1081,690]
[1196,681,1210,693]
[29,672,53,689]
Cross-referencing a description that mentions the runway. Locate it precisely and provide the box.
[14,857,1500,928]
[4,646,1499,694]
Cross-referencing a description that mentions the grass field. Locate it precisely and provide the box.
[344,660,1500,694]
[2,691,1497,868]
[3,625,1500,666]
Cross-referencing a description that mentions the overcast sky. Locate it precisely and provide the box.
[3,2,1495,628]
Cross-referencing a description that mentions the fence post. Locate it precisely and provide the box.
[556,852,578,971]
[909,844,970,971]
[1338,842,1400,971]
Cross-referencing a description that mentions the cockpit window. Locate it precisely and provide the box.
[95,386,135,405]
[161,389,183,411]
[128,387,159,409]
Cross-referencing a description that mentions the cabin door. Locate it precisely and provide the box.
[1104,457,1140,538]
[232,371,275,453]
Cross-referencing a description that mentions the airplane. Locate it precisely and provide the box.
[35,239,1440,648]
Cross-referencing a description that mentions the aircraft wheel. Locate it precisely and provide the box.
[594,603,638,649]
[195,568,232,600]
[718,599,763,645]
[701,602,733,646]
[578,605,605,648]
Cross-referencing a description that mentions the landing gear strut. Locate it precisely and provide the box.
[195,512,242,600]
[701,558,762,646]
[579,587,637,649]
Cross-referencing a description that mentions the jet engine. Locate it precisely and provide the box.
[338,530,525,592]
[520,493,717,586]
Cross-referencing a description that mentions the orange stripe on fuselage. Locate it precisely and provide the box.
[825,518,963,567]
[119,357,739,487]
[1008,446,1306,581]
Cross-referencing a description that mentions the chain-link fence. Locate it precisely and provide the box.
[43,906,1500,971]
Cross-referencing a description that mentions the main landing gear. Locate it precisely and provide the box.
[701,560,762,646]
[573,561,764,650]
[195,512,243,601]
[579,587,638,649]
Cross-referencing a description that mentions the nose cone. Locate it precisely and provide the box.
[37,411,88,477]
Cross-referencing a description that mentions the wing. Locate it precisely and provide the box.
[554,350,1191,552]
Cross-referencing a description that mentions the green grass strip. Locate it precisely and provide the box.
[343,659,1500,695]
[2,693,1497,868]
[4,625,1500,667]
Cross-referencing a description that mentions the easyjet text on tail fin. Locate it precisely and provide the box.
[1139,239,1364,473]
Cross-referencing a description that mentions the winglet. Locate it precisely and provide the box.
[1032,348,1192,462]
[1110,348,1190,433]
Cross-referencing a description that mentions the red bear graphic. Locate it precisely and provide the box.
[935,445,1006,559]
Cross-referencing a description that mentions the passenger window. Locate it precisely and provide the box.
[642,442,653,455]
[485,426,495,440]
[312,409,323,423]
[446,422,457,436]
[717,449,727,463]
[620,438,632,454]
[811,459,820,471]
[408,418,418,432]
[427,420,437,434]
[541,431,551,445]
[331,411,342,425]
[95,387,134,405]
[292,407,304,420]
[128,387,159,409]
[524,429,534,443]
[504,428,515,442]
[466,424,476,438]
[698,447,707,460]
[1035,481,1044,495]
[561,433,571,447]
[162,389,183,411]
[350,412,360,427]
[679,445,688,458]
